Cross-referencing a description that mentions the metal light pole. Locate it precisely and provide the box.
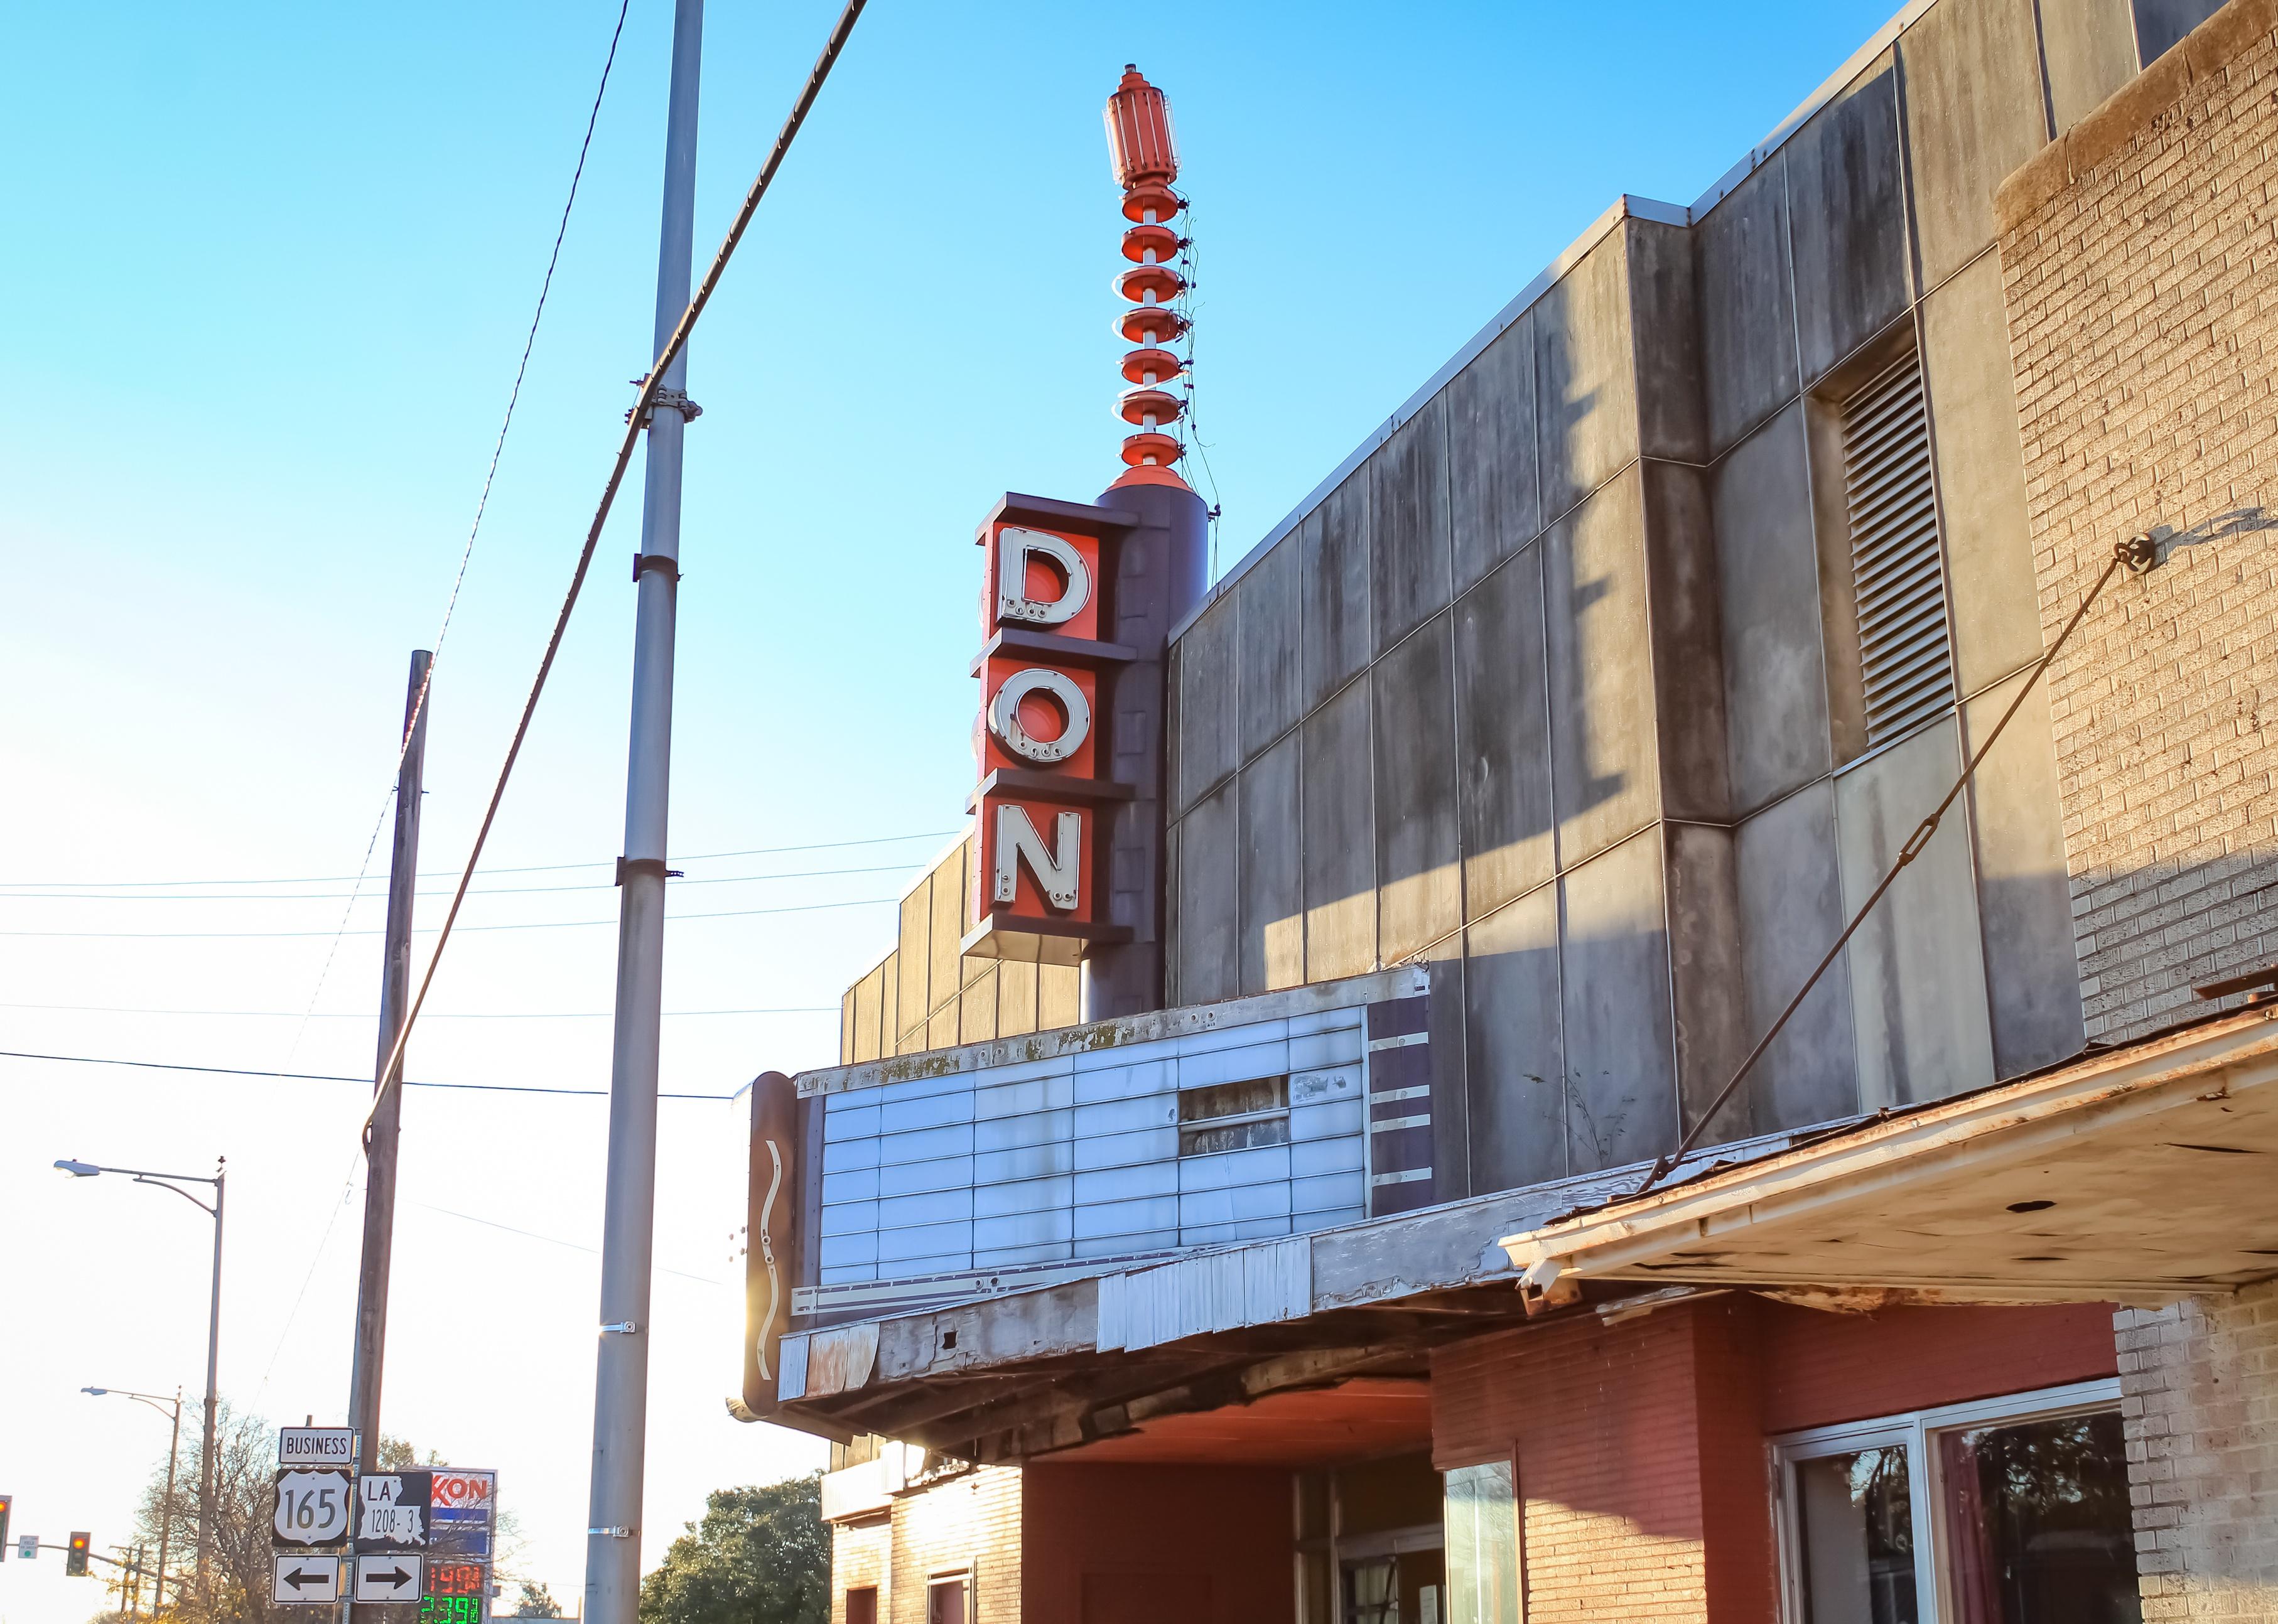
[584,5,701,1623]
[349,650,432,1460]
[58,1159,224,1606]
[83,1387,181,1614]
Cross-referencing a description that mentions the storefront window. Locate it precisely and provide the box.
[1774,1382,2138,1624]
[1795,1446,1918,1623]
[1938,1412,2139,1624]
[1443,1460,1520,1624]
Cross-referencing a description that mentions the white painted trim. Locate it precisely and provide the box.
[1366,1031,1430,1053]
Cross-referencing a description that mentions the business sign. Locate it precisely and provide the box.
[278,1428,357,1468]
[273,1554,342,1605]
[965,503,1136,968]
[356,1473,429,1551]
[427,1471,495,1558]
[273,1470,353,1547]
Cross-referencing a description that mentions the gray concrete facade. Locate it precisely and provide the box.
[1153,0,2200,1187]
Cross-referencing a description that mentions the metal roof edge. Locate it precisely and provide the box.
[1498,1007,2278,1274]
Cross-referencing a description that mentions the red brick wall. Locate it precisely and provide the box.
[1432,1306,1747,1622]
[1429,1298,2117,1621]
[1756,1299,2118,1433]
[1018,1463,1294,1624]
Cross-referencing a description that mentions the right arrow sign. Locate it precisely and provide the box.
[356,1553,424,1603]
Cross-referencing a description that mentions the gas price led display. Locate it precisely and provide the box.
[420,1561,486,1624]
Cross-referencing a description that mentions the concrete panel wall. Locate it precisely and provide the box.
[1922,252,2043,696]
[1641,461,1730,823]
[1370,395,1454,655]
[1301,473,1371,711]
[1173,778,1238,1006]
[1899,0,2051,291]
[1665,820,1747,1137]
[1544,468,1660,866]
[2041,0,2142,131]
[1175,594,1239,815]
[1302,677,1377,981]
[1448,313,1541,596]
[1713,404,1834,814]
[1373,613,1462,964]
[1560,829,1679,1173]
[1239,729,1304,995]
[1833,719,1996,1106]
[1235,530,1301,760]
[1535,232,1639,520]
[1454,540,1556,920]
[1788,56,1913,385]
[1464,883,1567,1191]
[1733,782,1860,1133]
[1962,671,2086,1078]
[1695,154,1800,460]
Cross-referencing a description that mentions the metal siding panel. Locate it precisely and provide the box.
[1292,1136,1365,1178]
[877,1189,973,1230]
[973,1141,1074,1183]
[819,1232,878,1267]
[875,1124,974,1166]
[1073,1125,1179,1170]
[1072,1095,1180,1137]
[876,1154,973,1197]
[973,1211,1072,1250]
[1293,1171,1365,1214]
[1174,1018,1292,1056]
[1292,1099,1364,1141]
[1073,1196,1181,1241]
[1290,1027,1365,1068]
[819,1200,878,1238]
[973,1074,1074,1119]
[1076,1163,1179,1203]
[1072,1058,1175,1104]
[1289,1067,1360,1105]
[973,1174,1070,1218]
[1173,1040,1292,1089]
[975,1240,1075,1267]
[878,1091,975,1135]
[820,1167,880,1205]
[1177,1144,1293,1191]
[821,1137,880,1174]
[1076,1230,1176,1260]
[973,1109,1073,1153]
[876,1222,974,1264]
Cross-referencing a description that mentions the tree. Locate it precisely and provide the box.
[127,1399,290,1624]
[637,1476,828,1624]
[510,1581,562,1617]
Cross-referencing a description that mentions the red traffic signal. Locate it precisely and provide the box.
[66,1532,90,1577]
[0,1495,12,1556]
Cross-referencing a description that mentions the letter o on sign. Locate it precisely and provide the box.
[988,669,1091,765]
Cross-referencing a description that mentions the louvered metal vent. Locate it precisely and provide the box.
[1842,348,1953,746]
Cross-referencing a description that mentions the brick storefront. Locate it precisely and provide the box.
[1999,0,2278,1043]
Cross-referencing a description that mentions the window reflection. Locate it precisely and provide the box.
[1797,1445,1919,1624]
[1939,1412,2141,1624]
[1444,1461,1519,1624]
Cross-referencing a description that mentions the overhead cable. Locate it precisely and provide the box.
[290,0,637,1045]
[2,895,899,940]
[0,829,959,891]
[0,1046,740,1100]
[364,0,872,1144]
[7,859,920,903]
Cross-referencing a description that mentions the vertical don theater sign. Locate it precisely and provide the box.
[963,500,1139,967]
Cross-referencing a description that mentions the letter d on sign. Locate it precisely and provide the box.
[993,804,1082,911]
[995,529,1093,628]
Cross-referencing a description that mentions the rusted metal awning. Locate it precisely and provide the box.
[1498,1008,2278,1311]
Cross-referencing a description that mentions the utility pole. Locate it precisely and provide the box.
[585,6,701,1624]
[349,650,431,1454]
[347,650,430,1624]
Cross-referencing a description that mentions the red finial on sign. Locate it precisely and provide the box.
[1104,65,1192,492]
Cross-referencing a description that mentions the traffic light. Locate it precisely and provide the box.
[0,1495,11,1559]
[66,1532,90,1577]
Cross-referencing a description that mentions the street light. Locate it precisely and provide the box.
[84,1386,182,1613]
[57,1158,224,1606]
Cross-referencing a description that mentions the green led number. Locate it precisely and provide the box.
[420,1597,481,1624]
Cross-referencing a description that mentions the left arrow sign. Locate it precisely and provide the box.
[271,1556,340,1605]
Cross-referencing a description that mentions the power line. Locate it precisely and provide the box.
[5,859,921,903]
[0,894,899,940]
[0,1000,834,1019]
[289,0,636,1054]
[0,1046,743,1100]
[0,829,959,891]
[364,0,873,1144]
[415,1203,722,1287]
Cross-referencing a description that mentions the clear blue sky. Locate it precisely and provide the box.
[3,1,1899,1615]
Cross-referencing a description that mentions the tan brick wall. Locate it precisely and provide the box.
[2115,1283,2278,1620]
[828,1465,1023,1624]
[1996,0,2278,1042]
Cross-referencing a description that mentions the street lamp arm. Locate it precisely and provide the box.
[131,1173,218,1217]
[73,1161,220,1187]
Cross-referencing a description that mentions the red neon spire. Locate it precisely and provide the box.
[1103,65,1192,492]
